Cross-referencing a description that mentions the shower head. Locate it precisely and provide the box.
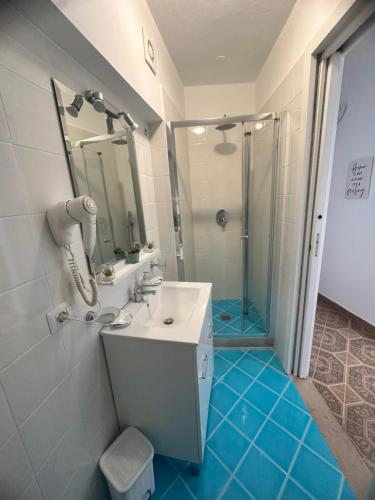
[85,90,106,113]
[66,94,83,118]
[122,112,139,131]
[215,123,236,131]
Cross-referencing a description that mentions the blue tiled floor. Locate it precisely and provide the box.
[212,300,268,338]
[152,349,355,500]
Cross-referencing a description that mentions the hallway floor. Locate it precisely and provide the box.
[310,295,375,470]
[212,300,268,338]
[152,349,354,499]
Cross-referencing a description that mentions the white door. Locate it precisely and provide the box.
[298,53,345,377]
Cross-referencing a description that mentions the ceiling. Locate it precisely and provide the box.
[146,0,296,86]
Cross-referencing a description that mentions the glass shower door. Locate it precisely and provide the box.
[169,114,278,341]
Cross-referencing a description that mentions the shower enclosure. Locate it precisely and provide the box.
[168,113,279,343]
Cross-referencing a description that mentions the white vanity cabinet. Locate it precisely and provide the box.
[102,284,213,464]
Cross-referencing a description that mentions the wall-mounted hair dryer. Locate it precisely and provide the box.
[47,196,98,306]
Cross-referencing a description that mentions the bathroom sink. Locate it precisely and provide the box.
[101,281,212,344]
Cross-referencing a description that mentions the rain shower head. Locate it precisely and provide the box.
[215,123,236,131]
[66,94,83,118]
[85,90,106,113]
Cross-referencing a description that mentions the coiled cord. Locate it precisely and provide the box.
[66,245,98,307]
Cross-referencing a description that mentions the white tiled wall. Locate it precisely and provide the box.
[261,56,305,369]
[0,3,160,499]
[187,125,243,300]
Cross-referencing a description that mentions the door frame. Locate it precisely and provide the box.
[294,4,375,377]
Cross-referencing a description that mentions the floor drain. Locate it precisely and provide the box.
[220,313,231,322]
[163,317,174,325]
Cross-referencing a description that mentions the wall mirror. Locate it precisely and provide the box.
[52,78,146,270]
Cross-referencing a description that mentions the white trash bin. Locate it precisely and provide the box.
[99,426,155,500]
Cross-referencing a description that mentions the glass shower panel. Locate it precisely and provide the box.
[245,120,276,335]
[170,114,278,341]
[175,123,244,336]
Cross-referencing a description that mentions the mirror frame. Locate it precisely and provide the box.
[51,78,147,266]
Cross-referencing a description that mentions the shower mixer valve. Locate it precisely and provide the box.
[216,209,229,231]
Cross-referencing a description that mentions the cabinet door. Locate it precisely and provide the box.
[196,316,214,461]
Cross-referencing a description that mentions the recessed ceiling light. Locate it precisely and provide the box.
[191,126,206,135]
[254,122,264,130]
[216,55,226,61]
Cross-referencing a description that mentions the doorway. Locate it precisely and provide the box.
[298,21,375,469]
[167,114,279,342]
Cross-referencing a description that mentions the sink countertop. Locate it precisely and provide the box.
[101,281,212,345]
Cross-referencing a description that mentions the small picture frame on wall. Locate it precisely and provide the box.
[345,156,373,199]
[142,28,157,75]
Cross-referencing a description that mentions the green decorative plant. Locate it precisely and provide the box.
[127,243,141,263]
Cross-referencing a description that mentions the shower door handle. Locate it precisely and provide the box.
[240,235,249,239]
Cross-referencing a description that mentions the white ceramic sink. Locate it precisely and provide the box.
[101,281,212,344]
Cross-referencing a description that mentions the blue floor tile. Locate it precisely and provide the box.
[163,479,193,499]
[222,366,253,394]
[283,383,308,411]
[222,479,249,499]
[237,446,286,500]
[303,420,339,468]
[227,399,264,440]
[248,349,275,363]
[218,350,244,364]
[210,382,238,415]
[271,398,311,439]
[291,445,342,499]
[257,366,290,394]
[244,381,278,414]
[213,355,232,378]
[207,420,249,471]
[206,405,222,438]
[212,300,269,338]
[269,354,285,373]
[181,449,230,499]
[256,420,299,472]
[237,355,265,377]
[152,455,177,499]
[281,479,311,499]
[340,480,356,500]
[152,349,352,500]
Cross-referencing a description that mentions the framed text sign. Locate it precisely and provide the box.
[345,156,373,199]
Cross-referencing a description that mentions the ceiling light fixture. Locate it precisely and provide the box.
[254,122,264,130]
[216,55,226,61]
[191,126,206,135]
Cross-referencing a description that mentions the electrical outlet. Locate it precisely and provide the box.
[46,302,72,335]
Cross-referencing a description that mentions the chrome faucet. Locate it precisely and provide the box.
[133,285,157,303]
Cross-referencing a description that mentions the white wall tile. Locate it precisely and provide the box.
[151,147,169,176]
[0,384,16,448]
[0,433,34,499]
[15,146,73,214]
[62,320,101,370]
[154,175,172,202]
[0,31,51,92]
[0,215,44,293]
[0,277,52,370]
[0,67,64,154]
[45,260,89,314]
[0,334,69,425]
[0,142,29,216]
[72,345,116,439]
[0,93,11,143]
[37,420,93,500]
[19,480,44,500]
[20,377,82,472]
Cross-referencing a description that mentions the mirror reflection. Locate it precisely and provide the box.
[52,79,146,269]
